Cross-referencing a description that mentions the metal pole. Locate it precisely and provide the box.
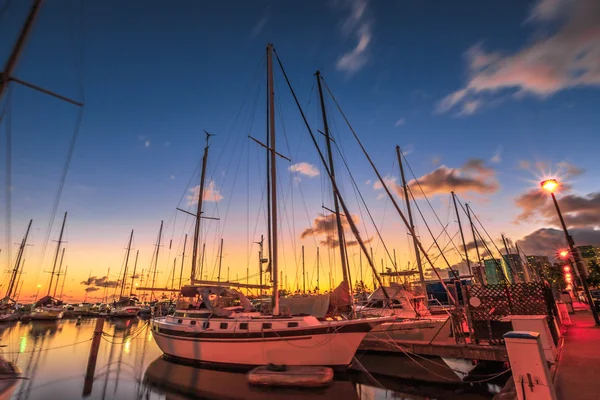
[466,203,485,284]
[302,245,305,294]
[316,71,349,286]
[501,234,517,283]
[550,192,600,325]
[267,43,279,315]
[48,212,67,296]
[317,246,320,292]
[452,191,471,277]
[179,234,187,288]
[0,0,44,101]
[397,146,426,294]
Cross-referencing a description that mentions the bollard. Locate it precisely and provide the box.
[83,317,104,396]
[503,315,558,363]
[504,331,557,400]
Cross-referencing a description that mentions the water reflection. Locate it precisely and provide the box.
[0,318,495,399]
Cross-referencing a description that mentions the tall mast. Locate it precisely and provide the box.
[466,203,485,284]
[396,146,426,294]
[152,221,163,291]
[316,246,320,292]
[265,47,273,286]
[119,229,134,299]
[53,247,66,297]
[59,265,68,300]
[501,234,515,283]
[171,258,176,289]
[0,0,43,101]
[191,132,212,282]
[452,191,471,277]
[316,71,350,287]
[199,243,206,280]
[103,267,110,303]
[130,250,139,296]
[5,219,32,300]
[217,238,224,282]
[267,43,279,315]
[179,234,187,288]
[302,245,305,294]
[47,212,67,296]
[255,235,265,294]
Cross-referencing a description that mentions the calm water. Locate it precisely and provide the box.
[0,318,496,399]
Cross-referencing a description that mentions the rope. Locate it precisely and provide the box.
[0,338,91,355]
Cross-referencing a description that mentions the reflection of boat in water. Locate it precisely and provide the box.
[29,320,61,337]
[0,356,20,400]
[143,357,359,400]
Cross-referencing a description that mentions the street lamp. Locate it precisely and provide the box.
[541,178,600,325]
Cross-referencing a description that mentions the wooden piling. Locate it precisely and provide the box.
[83,317,104,396]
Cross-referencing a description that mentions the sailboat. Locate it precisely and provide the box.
[151,44,390,368]
[111,230,141,318]
[0,220,32,322]
[31,212,68,321]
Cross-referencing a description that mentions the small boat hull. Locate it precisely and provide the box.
[0,313,18,323]
[248,365,334,387]
[111,306,140,318]
[30,308,64,320]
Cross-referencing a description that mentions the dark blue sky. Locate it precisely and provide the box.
[2,0,599,298]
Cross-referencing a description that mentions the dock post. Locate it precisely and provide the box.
[504,331,557,400]
[83,317,105,396]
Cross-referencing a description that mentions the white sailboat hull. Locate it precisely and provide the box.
[152,316,383,367]
[30,308,64,320]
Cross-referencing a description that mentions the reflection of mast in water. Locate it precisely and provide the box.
[100,325,117,400]
[133,324,150,398]
[16,331,48,400]
[111,322,133,396]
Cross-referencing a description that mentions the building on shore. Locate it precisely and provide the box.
[527,255,551,280]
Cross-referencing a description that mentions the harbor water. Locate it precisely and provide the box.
[0,318,498,399]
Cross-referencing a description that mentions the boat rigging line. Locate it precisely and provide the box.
[319,75,456,304]
[273,47,389,299]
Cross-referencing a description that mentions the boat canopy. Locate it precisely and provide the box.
[34,295,63,307]
[368,282,424,301]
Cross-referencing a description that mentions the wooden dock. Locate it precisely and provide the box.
[360,337,508,362]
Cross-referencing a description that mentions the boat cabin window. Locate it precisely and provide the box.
[391,300,404,309]
[174,312,185,317]
[190,320,197,325]
[239,322,248,330]
[177,319,183,324]
[220,323,228,329]
[367,300,384,308]
[262,323,272,329]
[287,322,298,328]
[202,321,210,329]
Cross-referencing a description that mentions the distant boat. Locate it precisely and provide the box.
[1,220,32,322]
[30,296,65,321]
[110,230,141,318]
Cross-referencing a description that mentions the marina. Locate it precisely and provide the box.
[2,1,600,399]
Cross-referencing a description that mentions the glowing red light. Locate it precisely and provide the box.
[559,250,569,258]
[563,265,571,272]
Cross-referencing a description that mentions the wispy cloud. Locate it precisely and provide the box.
[438,0,600,115]
[491,146,502,164]
[394,118,406,127]
[187,180,223,205]
[289,162,320,178]
[250,12,269,38]
[335,0,372,74]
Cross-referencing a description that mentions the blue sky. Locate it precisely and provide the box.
[1,0,600,299]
